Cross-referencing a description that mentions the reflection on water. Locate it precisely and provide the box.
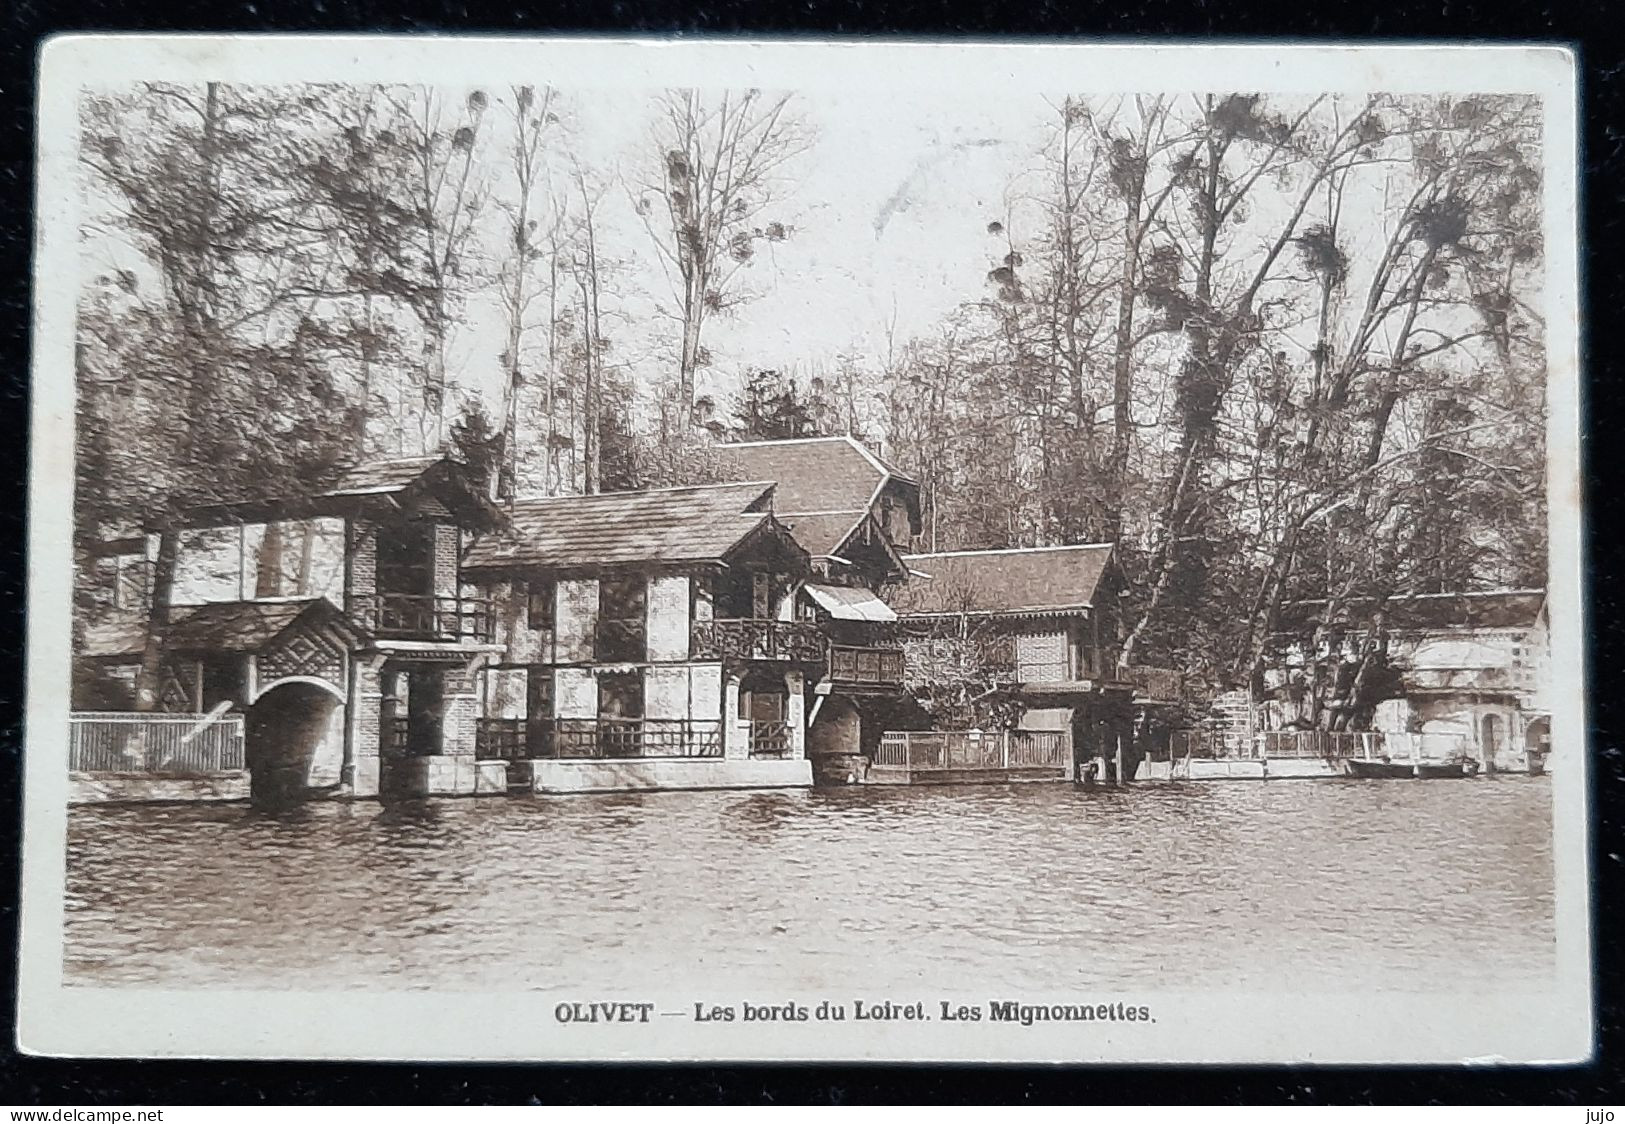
[64,778,1555,992]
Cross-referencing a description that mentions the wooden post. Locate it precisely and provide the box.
[1411,731,1421,778]
[1000,729,1009,770]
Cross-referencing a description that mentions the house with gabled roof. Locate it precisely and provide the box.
[714,435,921,589]
[891,543,1158,782]
[710,437,926,775]
[73,454,508,802]
[460,480,826,792]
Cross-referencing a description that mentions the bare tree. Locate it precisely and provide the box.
[494,84,560,503]
[388,86,491,451]
[634,90,812,435]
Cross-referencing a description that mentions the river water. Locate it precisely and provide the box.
[64,776,1555,993]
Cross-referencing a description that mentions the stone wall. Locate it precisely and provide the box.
[69,772,251,805]
[525,757,811,794]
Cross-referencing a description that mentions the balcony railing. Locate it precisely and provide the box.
[748,719,793,758]
[691,618,827,663]
[474,717,529,760]
[829,644,905,688]
[370,593,496,644]
[474,717,724,760]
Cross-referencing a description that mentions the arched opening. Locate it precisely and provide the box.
[1524,716,1551,768]
[246,680,343,807]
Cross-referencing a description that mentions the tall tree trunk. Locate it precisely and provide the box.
[296,521,317,595]
[257,522,285,597]
[134,530,179,712]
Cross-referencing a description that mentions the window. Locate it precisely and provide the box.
[376,522,434,596]
[595,576,648,662]
[527,580,556,632]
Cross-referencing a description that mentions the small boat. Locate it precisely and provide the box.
[1346,756,1480,780]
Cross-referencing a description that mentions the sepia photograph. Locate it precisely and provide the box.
[19,36,1587,1063]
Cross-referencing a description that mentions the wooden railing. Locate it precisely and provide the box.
[1255,730,1386,760]
[874,729,1070,771]
[1164,729,1473,763]
[474,717,528,760]
[829,644,905,688]
[371,593,496,644]
[691,618,827,663]
[474,717,724,760]
[69,712,246,774]
[748,719,793,758]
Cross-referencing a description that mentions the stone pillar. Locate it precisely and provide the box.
[722,673,747,760]
[441,663,480,756]
[344,654,386,799]
[785,670,806,760]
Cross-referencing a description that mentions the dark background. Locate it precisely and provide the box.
[0,1,1619,1105]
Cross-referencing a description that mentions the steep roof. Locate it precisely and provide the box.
[1279,589,1547,633]
[894,544,1115,616]
[168,598,359,652]
[712,437,920,566]
[321,455,447,498]
[715,436,915,515]
[779,511,874,558]
[174,455,498,529]
[77,598,358,659]
[463,481,790,572]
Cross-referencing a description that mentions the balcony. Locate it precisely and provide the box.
[691,618,827,664]
[829,644,906,690]
[475,716,723,760]
[370,593,496,644]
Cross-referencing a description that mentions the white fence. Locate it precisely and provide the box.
[875,729,1070,771]
[70,712,247,774]
[1168,728,1472,763]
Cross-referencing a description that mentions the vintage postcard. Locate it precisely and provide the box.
[19,36,1587,1063]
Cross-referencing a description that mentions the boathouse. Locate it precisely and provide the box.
[890,544,1149,781]
[460,481,827,792]
[73,455,506,801]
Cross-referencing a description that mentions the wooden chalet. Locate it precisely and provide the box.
[712,437,922,775]
[74,455,508,800]
[460,481,824,792]
[892,544,1160,781]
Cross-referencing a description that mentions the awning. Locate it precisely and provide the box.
[802,583,897,623]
